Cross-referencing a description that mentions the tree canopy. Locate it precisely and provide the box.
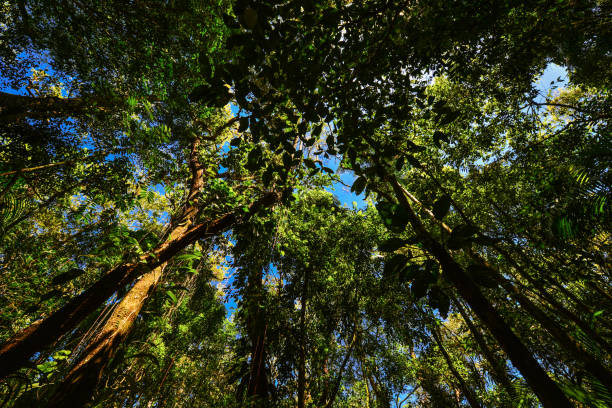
[0,0,610,407]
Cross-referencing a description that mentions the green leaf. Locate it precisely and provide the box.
[238,117,249,132]
[175,253,201,262]
[432,196,451,220]
[384,254,410,278]
[433,130,450,148]
[395,157,405,171]
[351,176,367,196]
[379,238,410,252]
[166,290,178,303]
[428,286,450,319]
[452,224,479,239]
[303,158,316,169]
[230,137,242,147]
[438,110,460,126]
[406,140,426,152]
[405,155,421,169]
[447,224,479,249]
[376,201,410,233]
[282,152,293,169]
[52,350,72,361]
[466,264,498,288]
[411,275,429,299]
[37,360,57,374]
[246,146,263,171]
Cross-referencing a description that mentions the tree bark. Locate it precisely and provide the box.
[388,177,573,408]
[246,281,269,404]
[297,269,310,408]
[45,137,206,407]
[46,265,165,407]
[454,299,518,404]
[0,91,120,123]
[431,324,482,408]
[0,191,279,381]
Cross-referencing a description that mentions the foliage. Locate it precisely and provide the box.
[0,1,611,407]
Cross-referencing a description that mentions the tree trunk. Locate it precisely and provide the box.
[298,269,310,408]
[454,299,518,404]
[0,192,279,380]
[321,328,356,408]
[0,91,121,123]
[245,260,270,404]
[46,265,165,407]
[389,177,573,408]
[431,326,482,408]
[45,137,207,407]
[493,271,612,388]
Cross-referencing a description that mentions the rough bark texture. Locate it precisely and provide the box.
[0,191,279,381]
[46,137,207,406]
[46,266,165,407]
[297,269,309,408]
[246,272,269,404]
[0,91,118,122]
[389,177,573,408]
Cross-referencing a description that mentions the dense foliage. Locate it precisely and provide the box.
[0,0,610,407]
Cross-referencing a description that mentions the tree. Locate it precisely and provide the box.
[1,0,610,407]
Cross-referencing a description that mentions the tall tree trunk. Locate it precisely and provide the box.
[398,175,612,386]
[0,91,120,123]
[0,191,279,380]
[454,299,518,404]
[46,265,165,407]
[298,269,310,408]
[45,137,206,407]
[388,177,573,408]
[431,326,482,408]
[492,270,612,388]
[321,328,356,408]
[246,275,269,404]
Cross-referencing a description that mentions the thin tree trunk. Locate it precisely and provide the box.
[431,322,480,408]
[454,299,518,404]
[248,325,269,402]
[388,177,573,408]
[489,244,612,350]
[491,270,612,388]
[298,269,310,408]
[321,328,357,408]
[246,264,270,403]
